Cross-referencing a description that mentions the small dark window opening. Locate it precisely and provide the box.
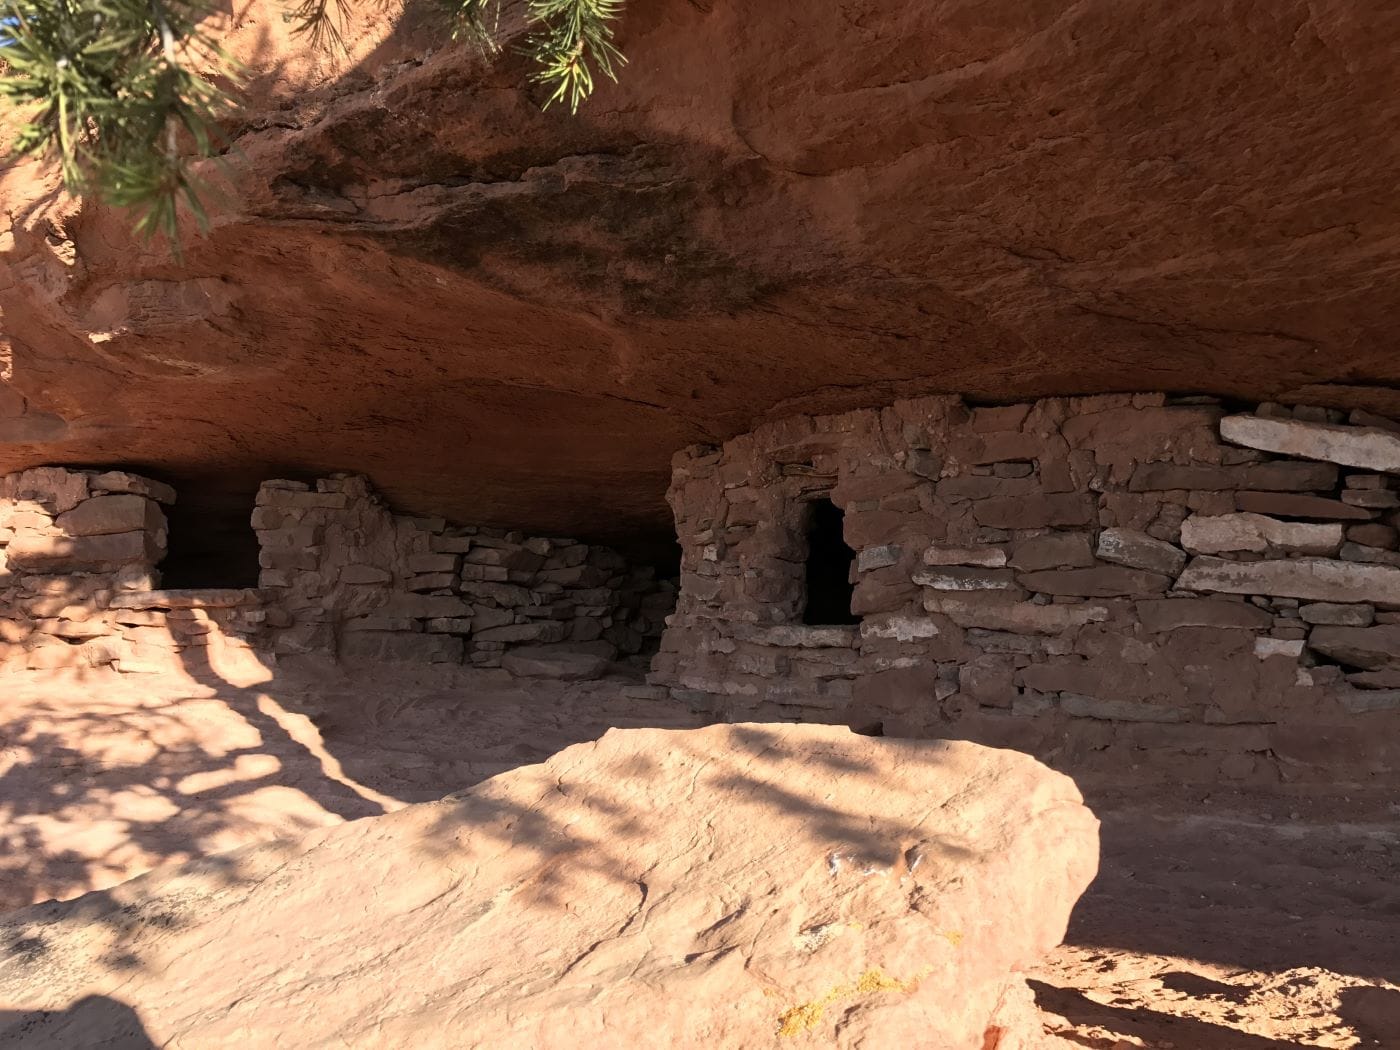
[802,498,858,626]
[159,482,261,589]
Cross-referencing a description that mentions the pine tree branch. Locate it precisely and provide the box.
[0,0,628,242]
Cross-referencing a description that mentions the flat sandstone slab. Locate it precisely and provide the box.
[1221,415,1400,473]
[107,589,263,610]
[0,724,1098,1050]
[1180,512,1343,556]
[1178,556,1400,606]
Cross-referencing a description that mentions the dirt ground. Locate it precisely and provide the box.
[2,660,1397,1048]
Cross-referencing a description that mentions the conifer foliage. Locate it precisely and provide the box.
[0,0,628,240]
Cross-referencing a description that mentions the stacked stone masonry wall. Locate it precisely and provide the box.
[651,394,1400,784]
[0,467,264,674]
[254,475,673,668]
[2,469,670,676]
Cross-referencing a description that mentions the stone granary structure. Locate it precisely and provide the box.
[650,394,1400,785]
[6,392,1400,784]
[0,469,673,679]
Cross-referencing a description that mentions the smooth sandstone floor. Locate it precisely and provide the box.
[1,661,1397,1048]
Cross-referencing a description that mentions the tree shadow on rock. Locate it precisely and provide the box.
[0,994,158,1050]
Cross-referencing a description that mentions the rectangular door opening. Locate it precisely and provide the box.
[802,498,858,626]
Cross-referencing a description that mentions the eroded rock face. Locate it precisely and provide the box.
[0,723,1098,1049]
[4,1,1400,554]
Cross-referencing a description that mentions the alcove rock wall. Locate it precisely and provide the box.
[651,394,1400,785]
[0,470,672,676]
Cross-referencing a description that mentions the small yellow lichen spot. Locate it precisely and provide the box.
[777,995,837,1037]
[941,930,964,948]
[854,968,906,994]
[776,967,919,1037]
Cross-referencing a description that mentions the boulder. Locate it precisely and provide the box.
[501,644,612,681]
[0,725,1098,1049]
[1220,415,1400,473]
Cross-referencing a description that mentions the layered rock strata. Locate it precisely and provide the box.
[652,395,1400,784]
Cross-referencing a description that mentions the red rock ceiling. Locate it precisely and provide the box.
[3,0,1400,564]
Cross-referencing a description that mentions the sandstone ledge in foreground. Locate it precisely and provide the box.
[0,723,1098,1049]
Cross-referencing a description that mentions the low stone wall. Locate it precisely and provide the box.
[253,474,673,668]
[0,467,263,674]
[3,468,671,676]
[651,395,1400,784]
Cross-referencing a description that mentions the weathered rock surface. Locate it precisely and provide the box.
[1221,415,1400,473]
[1178,555,1400,606]
[4,2,1400,555]
[500,643,612,680]
[0,724,1098,1049]
[1180,512,1343,556]
[1307,625,1400,670]
[1095,528,1186,576]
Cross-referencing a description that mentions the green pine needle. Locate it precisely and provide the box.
[0,0,628,241]
[0,0,235,244]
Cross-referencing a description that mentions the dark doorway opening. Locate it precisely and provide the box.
[802,498,858,626]
[159,482,261,589]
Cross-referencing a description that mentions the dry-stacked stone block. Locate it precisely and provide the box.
[0,467,264,674]
[652,394,1400,785]
[253,474,673,669]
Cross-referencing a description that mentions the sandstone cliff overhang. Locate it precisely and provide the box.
[3,1,1400,559]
